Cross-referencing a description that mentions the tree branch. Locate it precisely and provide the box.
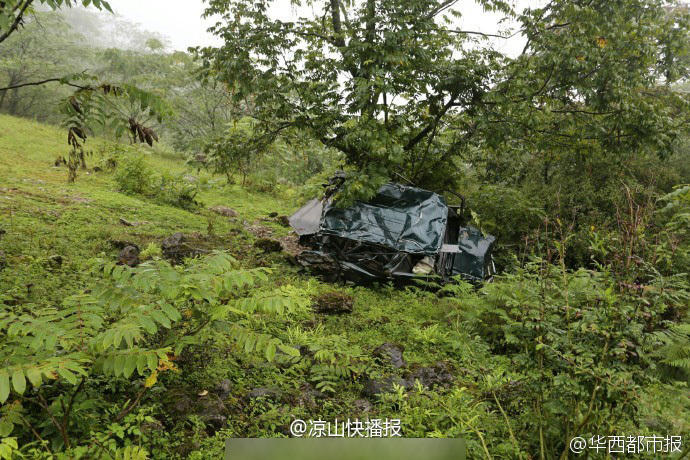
[0,0,34,45]
[404,94,458,151]
[113,386,149,423]
[0,77,90,92]
[63,377,86,434]
[425,0,459,19]
[329,0,345,47]
[448,29,512,39]
[36,392,70,449]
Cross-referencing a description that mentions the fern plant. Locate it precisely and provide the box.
[0,251,305,457]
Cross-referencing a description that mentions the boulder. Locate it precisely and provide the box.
[48,255,63,268]
[161,232,203,263]
[167,389,228,434]
[353,399,373,413]
[361,376,411,398]
[407,362,454,389]
[312,291,354,314]
[196,394,228,432]
[118,245,140,267]
[246,387,283,403]
[373,343,406,368]
[215,379,232,400]
[294,383,327,410]
[253,238,282,253]
[109,239,139,250]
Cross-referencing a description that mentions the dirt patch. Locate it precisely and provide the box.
[245,223,274,239]
[312,291,354,314]
[253,238,282,253]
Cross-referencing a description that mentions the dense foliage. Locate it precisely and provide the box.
[198,0,690,203]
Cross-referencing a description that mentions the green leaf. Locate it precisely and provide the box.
[0,419,13,437]
[0,444,11,460]
[57,368,78,385]
[147,353,159,372]
[25,367,43,387]
[265,342,276,362]
[140,316,157,334]
[0,372,10,403]
[151,310,171,328]
[161,303,181,322]
[123,355,137,378]
[11,369,25,395]
[137,354,148,376]
[279,345,300,357]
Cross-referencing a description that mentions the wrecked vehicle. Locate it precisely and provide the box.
[289,181,496,283]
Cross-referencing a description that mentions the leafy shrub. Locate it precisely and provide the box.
[139,242,162,261]
[463,184,545,270]
[114,155,200,210]
[156,172,199,210]
[0,252,307,457]
[203,121,268,185]
[449,254,689,456]
[114,154,156,195]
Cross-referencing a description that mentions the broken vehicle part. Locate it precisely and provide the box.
[290,182,496,283]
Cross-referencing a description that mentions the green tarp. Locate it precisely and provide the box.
[320,184,448,256]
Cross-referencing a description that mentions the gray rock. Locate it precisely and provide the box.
[168,389,228,434]
[215,379,232,399]
[407,362,454,389]
[362,376,411,398]
[196,394,228,432]
[118,246,140,267]
[109,239,139,250]
[48,255,63,268]
[247,387,283,403]
[254,238,282,253]
[312,291,354,314]
[373,343,406,368]
[161,232,202,263]
[295,384,327,409]
[353,399,373,413]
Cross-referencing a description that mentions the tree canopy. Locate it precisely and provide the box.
[198,0,690,200]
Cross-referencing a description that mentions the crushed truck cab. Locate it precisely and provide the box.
[290,182,495,283]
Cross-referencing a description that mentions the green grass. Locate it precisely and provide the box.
[0,114,294,304]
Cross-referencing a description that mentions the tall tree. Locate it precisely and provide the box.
[0,12,87,118]
[198,0,690,201]
[0,0,112,45]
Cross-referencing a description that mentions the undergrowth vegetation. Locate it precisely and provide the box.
[1,0,690,456]
[0,113,689,458]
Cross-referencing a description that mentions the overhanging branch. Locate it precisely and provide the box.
[0,0,34,44]
[0,77,90,92]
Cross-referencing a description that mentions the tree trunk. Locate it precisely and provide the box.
[8,88,20,115]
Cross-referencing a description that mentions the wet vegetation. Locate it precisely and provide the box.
[1,1,690,458]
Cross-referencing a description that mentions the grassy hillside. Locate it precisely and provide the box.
[1,115,688,458]
[0,114,291,303]
[0,115,498,457]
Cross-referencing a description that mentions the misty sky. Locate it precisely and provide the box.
[108,0,537,55]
